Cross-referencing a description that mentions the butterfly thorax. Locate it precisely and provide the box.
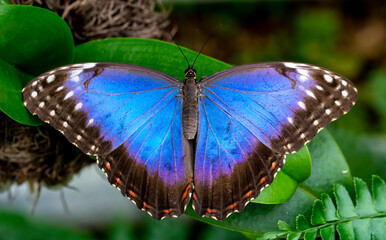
[182,68,199,140]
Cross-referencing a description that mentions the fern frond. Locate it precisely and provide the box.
[257,175,386,240]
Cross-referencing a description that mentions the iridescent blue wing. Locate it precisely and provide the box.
[22,63,193,219]
[193,62,357,220]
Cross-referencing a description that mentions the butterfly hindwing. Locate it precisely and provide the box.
[22,63,193,219]
[193,62,356,219]
[193,95,285,220]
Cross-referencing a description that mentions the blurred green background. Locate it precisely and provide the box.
[1,0,385,239]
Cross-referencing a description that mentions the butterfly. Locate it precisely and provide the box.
[22,58,357,220]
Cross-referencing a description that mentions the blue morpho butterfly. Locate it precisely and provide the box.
[22,43,357,220]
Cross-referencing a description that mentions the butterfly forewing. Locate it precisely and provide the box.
[22,63,193,219]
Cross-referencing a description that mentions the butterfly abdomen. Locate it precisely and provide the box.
[182,77,199,140]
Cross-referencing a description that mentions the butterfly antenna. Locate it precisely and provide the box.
[166,30,191,67]
[191,26,222,68]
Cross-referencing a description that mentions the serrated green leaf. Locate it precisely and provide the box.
[352,218,371,240]
[320,225,335,240]
[258,231,289,240]
[355,177,377,216]
[334,184,358,219]
[370,217,386,240]
[287,232,301,240]
[336,221,355,240]
[304,229,317,240]
[0,58,43,125]
[311,200,326,225]
[321,194,339,221]
[296,215,310,231]
[372,175,386,213]
[0,5,74,75]
[278,220,292,231]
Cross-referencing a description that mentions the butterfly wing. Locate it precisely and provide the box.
[22,63,193,219]
[193,62,357,219]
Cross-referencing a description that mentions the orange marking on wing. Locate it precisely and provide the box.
[245,190,253,198]
[115,177,122,184]
[271,162,277,170]
[192,193,197,200]
[163,209,173,214]
[260,177,266,184]
[189,177,194,182]
[143,202,150,209]
[181,184,191,201]
[128,190,136,198]
[227,202,238,210]
[206,208,216,214]
[278,154,283,157]
[105,162,111,170]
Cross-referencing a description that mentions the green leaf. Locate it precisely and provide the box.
[0,58,42,125]
[287,232,301,240]
[320,225,335,240]
[372,175,386,213]
[311,200,326,225]
[334,184,358,219]
[321,194,339,222]
[295,215,310,231]
[352,218,371,240]
[74,38,230,82]
[256,176,386,239]
[304,229,317,240]
[0,5,74,75]
[354,177,377,216]
[299,129,352,197]
[281,146,311,183]
[370,217,386,239]
[336,221,355,239]
[253,170,298,204]
[278,220,292,231]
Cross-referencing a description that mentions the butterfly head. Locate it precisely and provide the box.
[184,67,197,79]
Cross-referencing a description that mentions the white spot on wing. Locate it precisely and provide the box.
[31,91,38,98]
[284,62,298,68]
[77,135,82,140]
[341,80,348,86]
[39,102,45,108]
[56,86,63,92]
[63,122,68,128]
[341,90,348,97]
[75,102,83,110]
[50,110,55,116]
[297,101,306,110]
[287,117,294,124]
[64,91,74,100]
[326,109,331,115]
[313,120,319,126]
[297,69,308,76]
[32,81,38,86]
[324,74,333,83]
[69,69,83,77]
[335,100,341,106]
[83,63,97,69]
[305,90,316,99]
[71,75,80,83]
[46,75,55,83]
[316,85,324,91]
[88,118,94,126]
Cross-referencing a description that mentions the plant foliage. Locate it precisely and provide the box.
[257,175,386,240]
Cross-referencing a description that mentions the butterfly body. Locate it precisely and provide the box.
[22,61,357,220]
[182,68,199,140]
